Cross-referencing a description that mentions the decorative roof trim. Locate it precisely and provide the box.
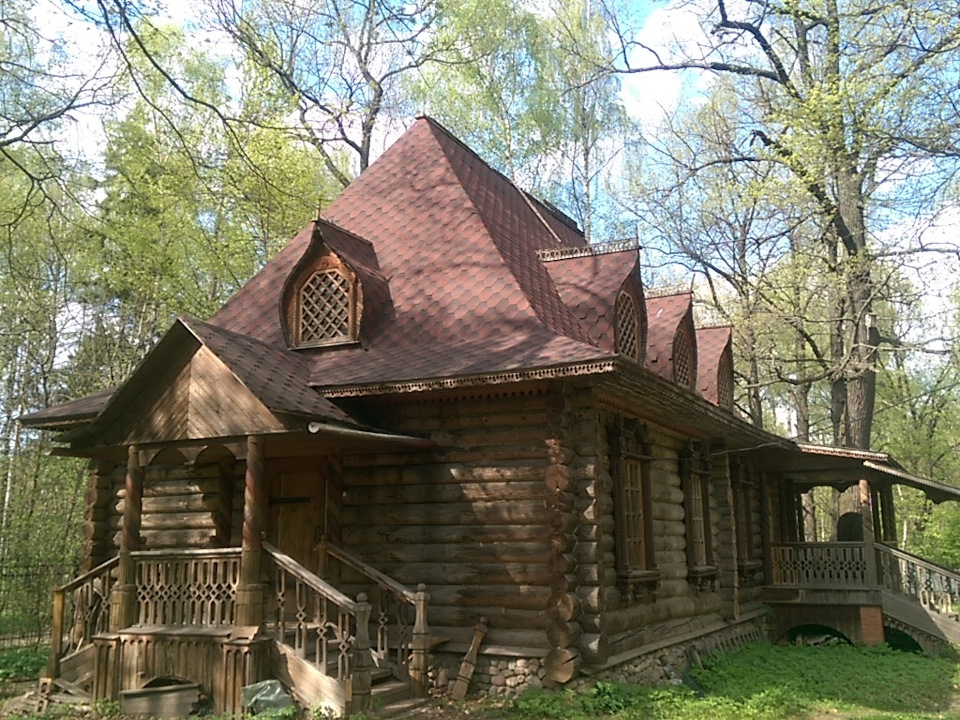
[320,359,617,397]
[537,239,640,262]
[646,285,693,299]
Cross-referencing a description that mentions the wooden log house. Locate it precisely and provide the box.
[23,117,960,715]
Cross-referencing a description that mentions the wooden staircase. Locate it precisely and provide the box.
[40,545,432,717]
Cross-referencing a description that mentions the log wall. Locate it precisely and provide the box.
[339,387,560,659]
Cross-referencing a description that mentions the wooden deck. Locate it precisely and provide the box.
[767,542,960,652]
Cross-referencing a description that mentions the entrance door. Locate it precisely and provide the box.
[267,460,327,571]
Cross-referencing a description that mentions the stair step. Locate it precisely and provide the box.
[374,697,429,719]
[372,679,411,707]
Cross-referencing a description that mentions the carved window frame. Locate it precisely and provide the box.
[609,417,660,601]
[673,327,695,389]
[681,442,717,590]
[293,259,361,348]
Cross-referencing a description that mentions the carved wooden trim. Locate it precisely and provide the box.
[608,416,659,601]
[681,442,716,592]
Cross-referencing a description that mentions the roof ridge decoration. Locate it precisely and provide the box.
[537,238,641,262]
[646,285,693,299]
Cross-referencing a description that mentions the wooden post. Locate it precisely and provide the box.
[879,485,898,545]
[860,478,878,588]
[410,583,430,698]
[44,589,65,681]
[110,445,142,630]
[236,436,265,626]
[349,594,372,714]
[451,617,487,700]
[759,477,773,586]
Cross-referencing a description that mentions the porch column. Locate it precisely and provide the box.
[879,486,897,545]
[236,435,265,626]
[110,445,142,630]
[860,479,878,587]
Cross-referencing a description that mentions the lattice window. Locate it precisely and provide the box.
[717,350,734,409]
[616,291,641,362]
[674,328,694,388]
[682,445,714,572]
[609,418,658,600]
[297,268,356,346]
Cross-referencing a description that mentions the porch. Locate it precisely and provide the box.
[765,541,960,653]
[41,541,431,716]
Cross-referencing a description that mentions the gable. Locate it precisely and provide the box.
[124,345,286,445]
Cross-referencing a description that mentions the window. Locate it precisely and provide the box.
[673,328,694,389]
[681,443,716,590]
[294,265,360,347]
[609,417,659,600]
[731,458,762,584]
[717,348,734,410]
[615,290,641,362]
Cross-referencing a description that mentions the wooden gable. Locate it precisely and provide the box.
[124,345,286,445]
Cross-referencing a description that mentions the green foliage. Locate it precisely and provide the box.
[90,699,123,718]
[511,643,960,720]
[0,647,47,681]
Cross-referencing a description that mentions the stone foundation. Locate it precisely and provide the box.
[432,618,766,699]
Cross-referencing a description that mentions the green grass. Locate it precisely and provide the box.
[507,643,960,720]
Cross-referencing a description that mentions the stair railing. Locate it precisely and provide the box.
[46,556,119,681]
[876,544,960,621]
[318,538,429,696]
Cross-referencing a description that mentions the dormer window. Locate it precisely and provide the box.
[674,328,694,389]
[616,290,641,362]
[286,250,362,348]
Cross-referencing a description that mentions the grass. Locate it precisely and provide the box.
[2,643,959,719]
[505,643,960,720]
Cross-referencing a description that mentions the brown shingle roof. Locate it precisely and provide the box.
[646,292,694,383]
[695,326,732,407]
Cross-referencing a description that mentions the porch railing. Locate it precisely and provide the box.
[318,538,428,687]
[876,544,960,620]
[47,556,119,680]
[263,543,363,682]
[769,542,869,589]
[134,548,241,627]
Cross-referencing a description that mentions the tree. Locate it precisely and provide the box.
[202,0,449,187]
[605,0,960,458]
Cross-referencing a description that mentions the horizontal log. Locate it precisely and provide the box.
[341,500,549,526]
[344,481,546,506]
[576,516,615,542]
[547,619,582,648]
[577,633,609,665]
[425,625,550,653]
[652,535,685,553]
[550,533,577,554]
[547,591,581,622]
[651,502,684,523]
[362,561,554,587]
[433,444,553,464]
[109,514,216,531]
[342,524,548,546]
[578,585,619,614]
[137,494,221,514]
[578,565,616,586]
[431,424,554,448]
[651,520,684,538]
[341,452,434,469]
[428,606,550,631]
[144,465,221,481]
[116,529,216,549]
[544,647,581,683]
[336,582,551,612]
[342,542,552,565]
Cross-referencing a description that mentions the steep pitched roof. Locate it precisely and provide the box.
[695,326,733,408]
[212,117,613,392]
[646,291,696,387]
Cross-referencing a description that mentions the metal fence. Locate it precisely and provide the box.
[0,561,75,649]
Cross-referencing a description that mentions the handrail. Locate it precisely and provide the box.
[263,542,357,611]
[56,556,119,595]
[131,547,243,559]
[320,540,416,604]
[876,543,960,580]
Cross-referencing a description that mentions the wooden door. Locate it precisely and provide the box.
[267,461,327,571]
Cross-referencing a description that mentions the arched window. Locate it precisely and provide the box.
[295,265,360,347]
[616,290,641,362]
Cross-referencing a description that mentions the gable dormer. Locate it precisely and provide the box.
[646,291,697,391]
[696,326,734,410]
[541,240,645,357]
[282,232,363,349]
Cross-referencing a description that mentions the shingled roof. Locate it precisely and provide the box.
[211,117,619,394]
[27,117,749,437]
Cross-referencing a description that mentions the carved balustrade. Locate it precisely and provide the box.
[877,544,960,620]
[770,543,869,589]
[134,548,241,627]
